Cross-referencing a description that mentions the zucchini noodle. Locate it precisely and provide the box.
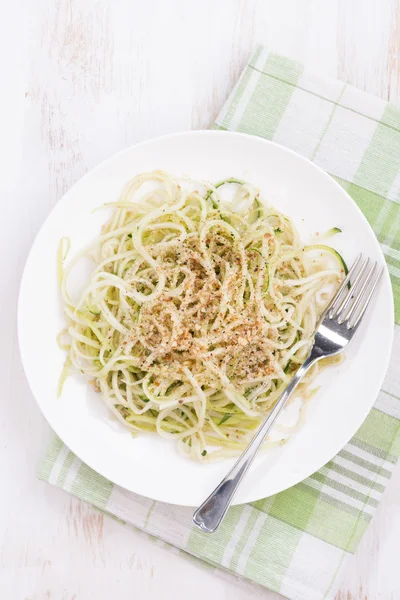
[58,170,345,462]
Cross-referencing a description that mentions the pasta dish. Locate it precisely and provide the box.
[58,171,344,461]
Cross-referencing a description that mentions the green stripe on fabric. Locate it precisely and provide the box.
[322,432,392,597]
[338,448,392,479]
[243,517,302,592]
[70,462,114,510]
[37,435,64,481]
[260,53,303,83]
[187,504,247,565]
[387,270,400,323]
[250,495,276,514]
[243,65,395,132]
[57,451,76,487]
[311,84,347,161]
[301,483,371,520]
[248,43,264,68]
[220,65,254,129]
[266,481,321,530]
[354,408,400,457]
[250,483,372,549]
[332,176,400,321]
[334,176,400,247]
[334,177,385,228]
[373,201,400,251]
[384,388,400,401]
[143,501,156,529]
[306,493,370,553]
[386,230,400,253]
[386,252,400,272]
[310,472,379,508]
[219,45,263,130]
[381,103,400,128]
[237,54,303,139]
[326,461,385,493]
[350,436,398,464]
[229,508,262,572]
[353,105,400,198]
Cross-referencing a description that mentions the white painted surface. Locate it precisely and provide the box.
[1,1,400,598]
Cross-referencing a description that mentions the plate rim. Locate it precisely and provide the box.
[18,129,395,506]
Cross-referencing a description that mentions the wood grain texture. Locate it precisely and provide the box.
[1,1,400,598]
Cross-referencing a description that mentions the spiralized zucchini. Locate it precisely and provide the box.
[58,171,344,461]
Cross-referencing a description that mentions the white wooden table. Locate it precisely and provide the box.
[2,1,400,598]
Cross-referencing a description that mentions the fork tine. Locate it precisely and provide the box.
[333,256,370,320]
[348,266,383,329]
[343,262,377,324]
[328,253,363,315]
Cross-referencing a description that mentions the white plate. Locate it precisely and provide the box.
[18,131,394,506]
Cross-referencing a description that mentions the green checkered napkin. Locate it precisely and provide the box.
[39,45,400,600]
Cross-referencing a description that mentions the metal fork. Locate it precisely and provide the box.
[193,253,383,533]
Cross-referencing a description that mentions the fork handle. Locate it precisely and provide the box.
[193,351,318,533]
